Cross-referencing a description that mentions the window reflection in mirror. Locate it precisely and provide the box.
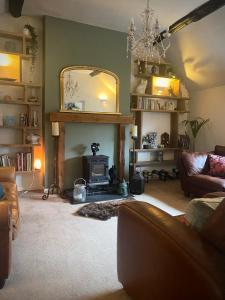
[60,66,120,114]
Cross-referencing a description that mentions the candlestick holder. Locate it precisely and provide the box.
[131,135,137,175]
[42,134,61,200]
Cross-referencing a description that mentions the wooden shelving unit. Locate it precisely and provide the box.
[130,147,180,152]
[130,60,190,173]
[130,160,176,167]
[0,29,42,176]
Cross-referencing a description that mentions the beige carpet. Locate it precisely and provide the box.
[0,180,189,300]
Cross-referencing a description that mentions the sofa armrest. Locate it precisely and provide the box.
[117,201,225,300]
[0,202,12,281]
[0,202,11,230]
[0,167,16,183]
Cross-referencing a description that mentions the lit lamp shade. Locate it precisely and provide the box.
[99,94,108,102]
[0,53,20,81]
[34,159,41,170]
[152,76,180,97]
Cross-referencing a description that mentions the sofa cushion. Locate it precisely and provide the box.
[201,198,225,253]
[181,151,208,176]
[208,154,225,178]
[185,197,223,232]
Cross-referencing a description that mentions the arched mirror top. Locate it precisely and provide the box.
[60,66,120,114]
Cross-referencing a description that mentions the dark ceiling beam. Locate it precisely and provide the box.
[9,0,24,18]
[155,0,225,44]
[169,0,225,33]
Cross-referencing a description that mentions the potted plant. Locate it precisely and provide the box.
[23,24,38,66]
[183,117,209,151]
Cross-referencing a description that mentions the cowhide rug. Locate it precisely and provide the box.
[76,199,134,220]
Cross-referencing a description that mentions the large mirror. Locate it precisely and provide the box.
[60,66,120,114]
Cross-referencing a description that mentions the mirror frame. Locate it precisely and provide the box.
[60,66,120,114]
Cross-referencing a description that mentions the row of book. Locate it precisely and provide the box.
[0,152,32,172]
[133,96,159,110]
[132,96,177,111]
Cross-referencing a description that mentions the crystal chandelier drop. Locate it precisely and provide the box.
[65,72,79,99]
[127,0,170,65]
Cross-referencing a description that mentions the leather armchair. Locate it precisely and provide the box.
[0,167,19,289]
[117,201,225,300]
[179,145,225,197]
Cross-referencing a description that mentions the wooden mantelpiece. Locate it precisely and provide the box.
[50,112,134,190]
[50,112,133,124]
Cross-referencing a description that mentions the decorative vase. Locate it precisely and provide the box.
[73,178,86,202]
[23,27,30,36]
[130,171,145,195]
[117,179,128,197]
[26,133,40,144]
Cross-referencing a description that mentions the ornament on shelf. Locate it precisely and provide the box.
[26,133,40,144]
[142,132,157,149]
[180,82,189,98]
[135,79,148,94]
[161,132,170,147]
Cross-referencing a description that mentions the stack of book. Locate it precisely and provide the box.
[0,155,13,167]
[16,152,32,171]
[0,152,32,171]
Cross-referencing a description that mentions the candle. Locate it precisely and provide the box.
[131,125,138,137]
[52,122,59,136]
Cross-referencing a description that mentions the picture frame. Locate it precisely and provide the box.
[60,66,120,114]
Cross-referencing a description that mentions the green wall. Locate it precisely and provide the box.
[44,16,131,188]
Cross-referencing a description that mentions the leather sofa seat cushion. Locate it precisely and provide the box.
[202,198,225,253]
[0,182,19,238]
[187,174,225,191]
[181,152,208,176]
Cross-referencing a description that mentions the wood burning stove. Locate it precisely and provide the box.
[82,155,109,187]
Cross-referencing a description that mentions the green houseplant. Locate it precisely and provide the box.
[24,24,38,66]
[183,117,209,151]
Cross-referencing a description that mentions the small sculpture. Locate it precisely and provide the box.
[136,79,148,94]
[108,165,117,184]
[161,132,170,147]
[91,143,100,156]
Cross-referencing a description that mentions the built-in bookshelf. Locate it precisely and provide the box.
[0,29,42,178]
[130,60,190,174]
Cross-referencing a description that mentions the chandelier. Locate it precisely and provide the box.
[127,0,170,65]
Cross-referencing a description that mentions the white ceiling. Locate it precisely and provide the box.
[3,0,208,32]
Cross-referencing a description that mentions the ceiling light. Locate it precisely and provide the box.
[127,0,170,64]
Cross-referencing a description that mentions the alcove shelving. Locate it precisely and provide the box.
[0,29,42,175]
[130,60,190,173]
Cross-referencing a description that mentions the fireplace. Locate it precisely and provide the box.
[82,155,109,186]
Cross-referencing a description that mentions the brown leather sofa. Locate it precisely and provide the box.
[0,167,19,289]
[117,201,225,300]
[179,145,225,197]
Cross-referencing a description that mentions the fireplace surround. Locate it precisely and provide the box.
[49,112,134,191]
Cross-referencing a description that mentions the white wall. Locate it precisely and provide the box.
[167,7,225,151]
[0,13,43,190]
[190,85,225,151]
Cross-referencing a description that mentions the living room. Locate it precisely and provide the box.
[0,1,225,299]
